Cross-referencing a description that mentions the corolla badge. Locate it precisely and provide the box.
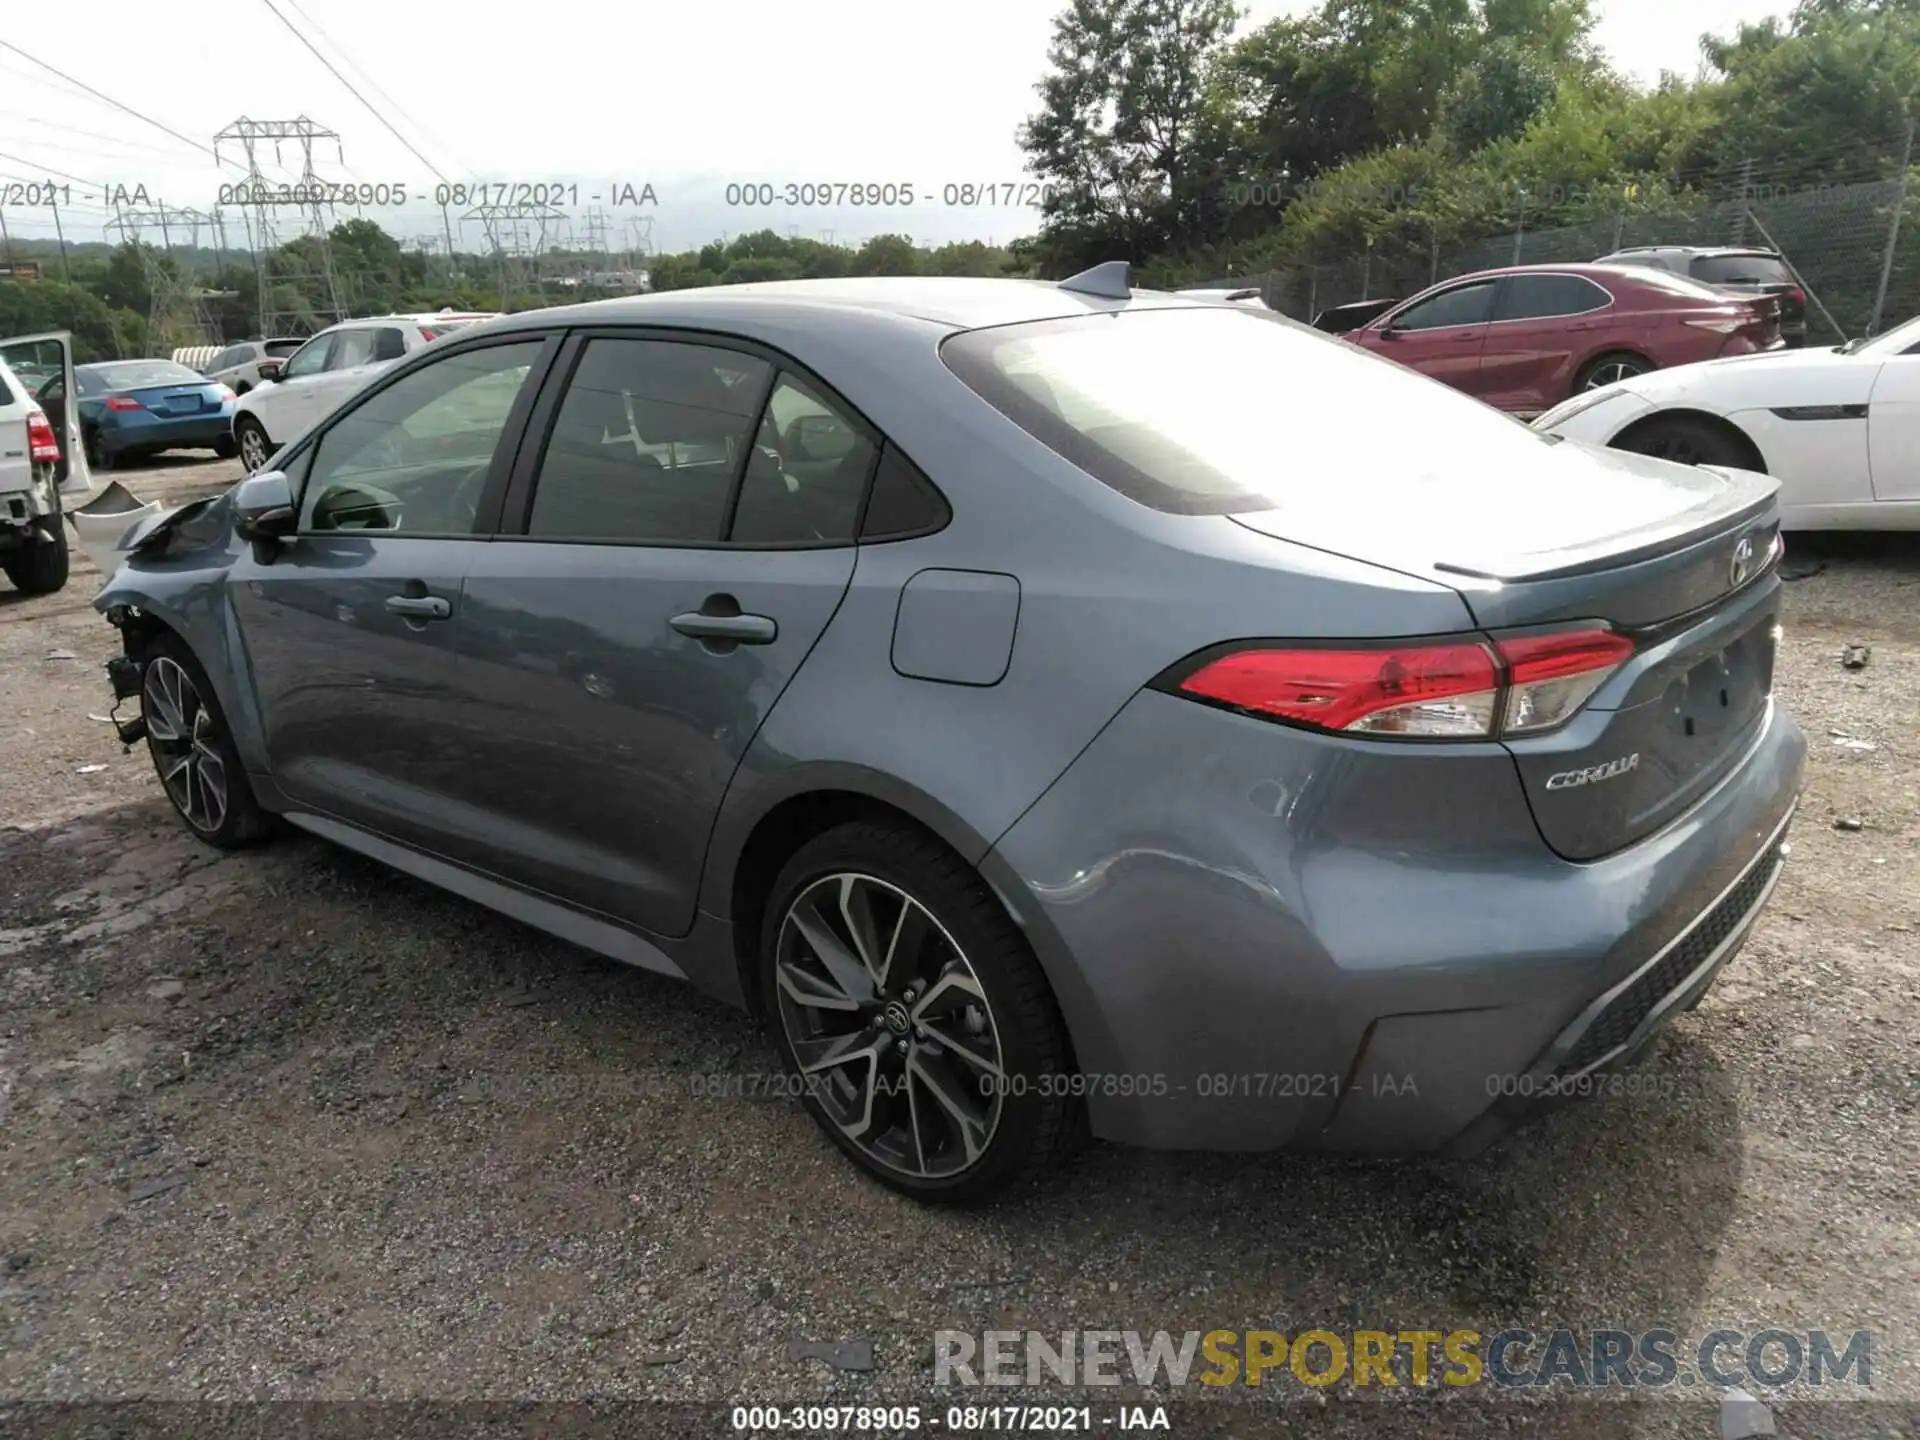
[1545,753,1640,790]
[1729,536,1756,587]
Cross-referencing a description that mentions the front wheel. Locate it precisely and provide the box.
[760,821,1078,1205]
[235,416,272,474]
[140,634,272,849]
[1611,415,1754,470]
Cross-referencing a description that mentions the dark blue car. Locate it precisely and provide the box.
[38,359,238,470]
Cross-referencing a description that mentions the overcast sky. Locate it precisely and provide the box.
[0,0,1789,253]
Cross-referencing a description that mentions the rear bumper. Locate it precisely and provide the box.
[101,411,234,454]
[987,689,1806,1153]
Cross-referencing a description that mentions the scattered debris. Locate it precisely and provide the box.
[787,1339,876,1372]
[637,1351,684,1367]
[1832,736,1878,752]
[1833,817,1865,832]
[1841,644,1872,670]
[502,992,540,1009]
[87,714,112,723]
[129,1174,191,1203]
[4,1253,29,1274]
[43,649,77,661]
[74,764,107,775]
[1720,1387,1778,1438]
[146,979,185,1002]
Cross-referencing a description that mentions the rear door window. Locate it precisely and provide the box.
[731,374,877,544]
[525,338,770,543]
[330,328,380,370]
[1493,274,1612,321]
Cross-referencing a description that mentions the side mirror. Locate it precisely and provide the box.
[1376,323,1403,340]
[256,358,284,382]
[233,470,297,543]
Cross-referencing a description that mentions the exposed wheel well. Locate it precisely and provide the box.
[1609,409,1769,473]
[728,790,976,1021]
[108,605,177,664]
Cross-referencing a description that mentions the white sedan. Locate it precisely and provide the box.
[1533,313,1920,530]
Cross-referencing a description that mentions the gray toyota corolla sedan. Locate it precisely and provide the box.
[89,266,1805,1203]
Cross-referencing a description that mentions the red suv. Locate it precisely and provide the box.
[1344,262,1784,416]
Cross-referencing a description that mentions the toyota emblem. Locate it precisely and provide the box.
[1730,536,1755,587]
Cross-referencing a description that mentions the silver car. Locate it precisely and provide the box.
[90,270,1805,1204]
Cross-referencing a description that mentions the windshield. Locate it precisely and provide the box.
[941,305,1578,516]
[1853,313,1920,356]
[85,360,206,390]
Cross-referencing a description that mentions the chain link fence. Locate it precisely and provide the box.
[1200,168,1919,342]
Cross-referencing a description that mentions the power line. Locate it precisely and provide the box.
[259,0,448,182]
[279,0,464,175]
[0,40,239,168]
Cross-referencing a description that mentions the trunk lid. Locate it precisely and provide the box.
[1229,440,1783,861]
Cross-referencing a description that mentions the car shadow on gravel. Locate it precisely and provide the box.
[1,795,1749,1399]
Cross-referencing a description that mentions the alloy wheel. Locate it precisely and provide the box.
[1583,359,1645,390]
[143,656,229,835]
[238,424,269,473]
[773,872,1005,1180]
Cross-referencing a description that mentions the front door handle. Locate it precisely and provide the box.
[670,610,777,644]
[385,594,451,620]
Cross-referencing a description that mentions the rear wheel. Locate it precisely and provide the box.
[1611,415,1755,470]
[1575,351,1654,393]
[2,493,69,595]
[140,634,272,849]
[760,821,1078,1205]
[82,426,113,471]
[235,416,272,474]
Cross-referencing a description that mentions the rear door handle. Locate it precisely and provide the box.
[670,610,777,644]
[385,594,451,620]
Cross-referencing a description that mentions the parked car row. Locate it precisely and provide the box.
[35,264,1808,1205]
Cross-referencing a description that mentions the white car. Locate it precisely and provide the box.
[202,337,307,395]
[0,332,95,594]
[232,310,496,472]
[1534,313,1920,530]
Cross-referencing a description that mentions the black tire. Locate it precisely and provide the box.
[83,427,113,472]
[1611,414,1755,470]
[759,820,1078,1205]
[235,415,273,474]
[1573,351,1654,395]
[139,632,273,850]
[213,436,240,460]
[1,494,69,595]
[233,381,251,395]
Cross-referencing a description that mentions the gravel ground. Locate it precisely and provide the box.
[0,457,1915,1439]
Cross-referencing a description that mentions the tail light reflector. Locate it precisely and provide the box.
[25,410,60,463]
[1170,628,1635,741]
[104,394,144,411]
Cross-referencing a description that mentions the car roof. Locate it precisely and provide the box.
[467,276,1216,342]
[1601,245,1778,258]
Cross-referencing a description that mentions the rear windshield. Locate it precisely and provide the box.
[85,360,205,390]
[1693,254,1792,285]
[939,306,1553,515]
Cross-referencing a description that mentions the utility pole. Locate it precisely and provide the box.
[1732,156,1755,245]
[1511,186,1527,265]
[0,205,13,270]
[1869,115,1916,337]
[49,197,72,285]
[214,116,348,336]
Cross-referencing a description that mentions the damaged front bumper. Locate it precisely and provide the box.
[102,618,148,747]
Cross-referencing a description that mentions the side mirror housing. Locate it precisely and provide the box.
[234,470,297,543]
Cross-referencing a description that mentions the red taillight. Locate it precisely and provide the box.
[24,409,59,463]
[1788,287,1805,305]
[420,327,441,341]
[1171,628,1634,740]
[104,394,144,411]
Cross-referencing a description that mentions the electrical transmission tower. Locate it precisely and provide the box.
[213,116,347,337]
[581,205,612,283]
[463,201,569,308]
[105,205,220,349]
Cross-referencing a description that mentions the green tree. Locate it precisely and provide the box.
[1019,0,1241,271]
